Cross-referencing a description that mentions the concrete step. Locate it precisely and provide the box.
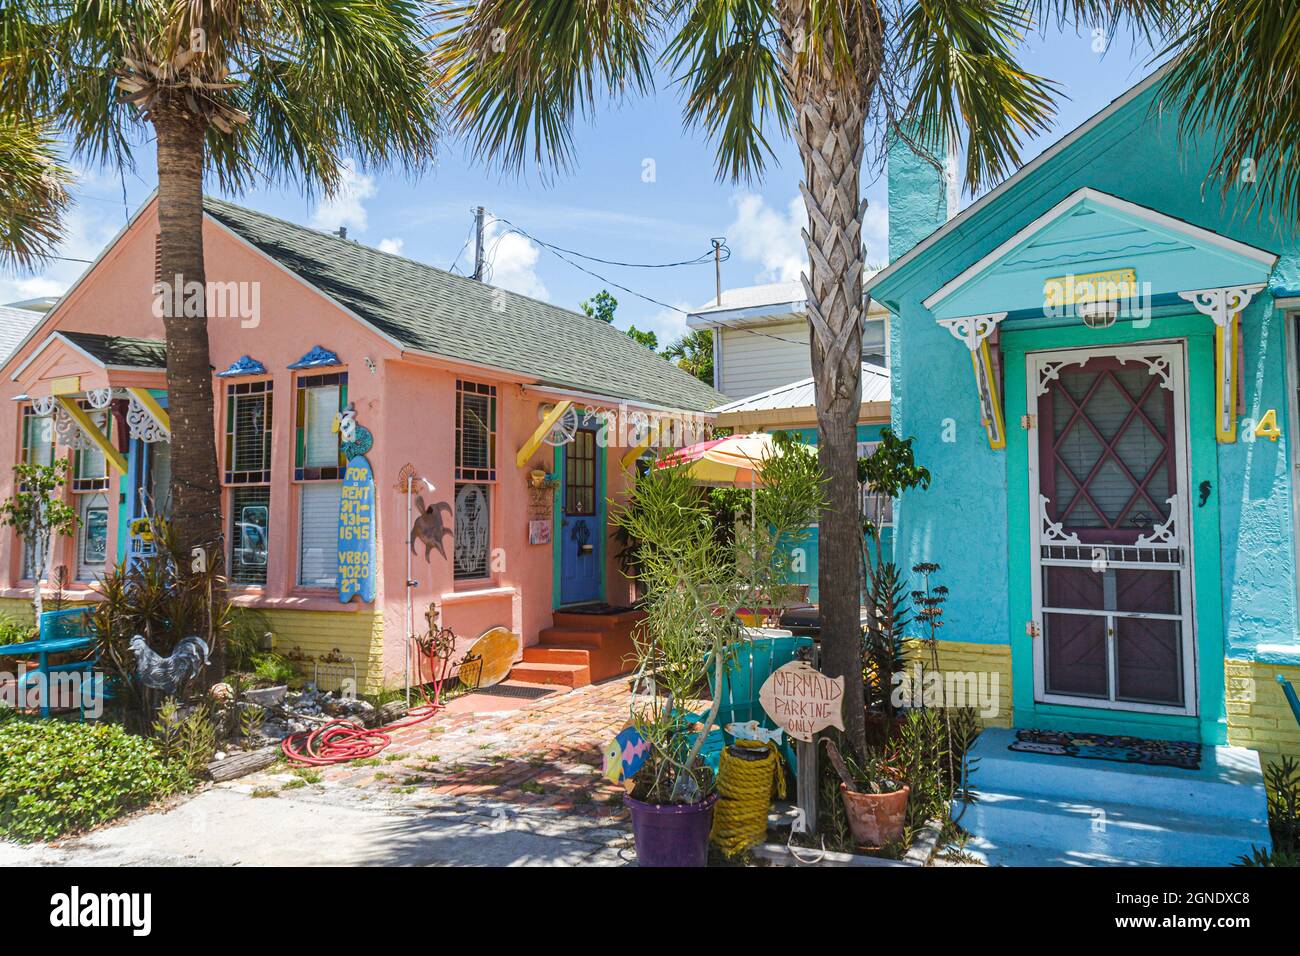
[959,833,1140,868]
[969,728,1268,823]
[507,661,591,688]
[522,646,591,666]
[954,789,1271,867]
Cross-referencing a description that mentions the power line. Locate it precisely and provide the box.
[479,213,812,348]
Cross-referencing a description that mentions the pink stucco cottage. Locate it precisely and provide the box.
[0,196,723,692]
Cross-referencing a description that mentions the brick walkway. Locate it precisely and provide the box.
[237,678,637,822]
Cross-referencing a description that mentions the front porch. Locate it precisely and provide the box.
[956,727,1272,866]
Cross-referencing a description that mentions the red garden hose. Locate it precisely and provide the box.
[281,650,447,766]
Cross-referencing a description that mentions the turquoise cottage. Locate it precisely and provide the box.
[868,67,1300,863]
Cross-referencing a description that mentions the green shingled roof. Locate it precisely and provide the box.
[62,331,167,369]
[205,198,726,412]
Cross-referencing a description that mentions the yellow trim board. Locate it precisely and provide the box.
[126,387,170,436]
[56,397,127,472]
[619,434,653,470]
[974,339,1007,450]
[516,400,572,469]
[1214,318,1239,443]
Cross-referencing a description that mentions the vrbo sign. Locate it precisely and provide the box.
[758,661,845,743]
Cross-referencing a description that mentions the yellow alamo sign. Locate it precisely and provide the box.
[1043,268,1138,308]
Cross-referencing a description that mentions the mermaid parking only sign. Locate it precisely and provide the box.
[338,455,376,603]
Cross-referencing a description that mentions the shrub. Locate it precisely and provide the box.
[0,614,35,647]
[0,714,191,842]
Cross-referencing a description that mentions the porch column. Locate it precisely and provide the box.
[1177,284,1264,443]
[937,311,1008,450]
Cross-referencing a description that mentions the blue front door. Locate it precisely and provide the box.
[559,427,601,605]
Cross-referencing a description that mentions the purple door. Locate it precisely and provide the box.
[1033,349,1192,711]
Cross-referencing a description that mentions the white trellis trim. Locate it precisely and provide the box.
[1039,494,1081,545]
[937,312,1006,351]
[126,392,170,443]
[54,405,103,452]
[1136,495,1180,547]
[1036,359,1080,396]
[1178,285,1265,326]
[1131,355,1174,392]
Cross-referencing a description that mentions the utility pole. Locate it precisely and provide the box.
[472,206,486,281]
[711,237,725,306]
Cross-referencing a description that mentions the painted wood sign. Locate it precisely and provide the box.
[759,661,845,743]
[338,455,376,603]
[459,626,517,690]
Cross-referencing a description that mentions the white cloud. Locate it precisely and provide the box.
[0,203,125,306]
[724,189,892,281]
[482,216,548,300]
[309,162,377,233]
[377,237,404,255]
[725,192,808,283]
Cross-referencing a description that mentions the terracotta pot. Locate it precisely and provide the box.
[839,782,909,847]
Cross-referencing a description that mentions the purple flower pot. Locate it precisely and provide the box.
[625,792,718,867]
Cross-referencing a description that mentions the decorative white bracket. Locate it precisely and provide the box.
[1135,495,1180,547]
[1178,284,1265,443]
[938,312,1008,450]
[125,388,170,444]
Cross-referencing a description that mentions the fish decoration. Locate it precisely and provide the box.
[603,726,650,785]
[725,720,784,745]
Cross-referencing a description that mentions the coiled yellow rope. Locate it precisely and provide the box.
[709,739,786,856]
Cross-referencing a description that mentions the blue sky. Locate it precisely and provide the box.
[2,23,1164,346]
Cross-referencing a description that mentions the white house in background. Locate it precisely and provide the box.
[686,279,889,400]
[0,305,44,364]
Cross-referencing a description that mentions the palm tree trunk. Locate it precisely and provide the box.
[780,6,880,761]
[153,108,225,677]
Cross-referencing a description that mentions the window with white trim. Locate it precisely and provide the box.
[454,380,496,580]
[75,492,109,582]
[19,405,54,579]
[858,440,894,527]
[295,373,347,588]
[862,315,889,369]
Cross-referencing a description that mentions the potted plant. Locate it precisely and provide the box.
[612,434,823,866]
[822,737,910,847]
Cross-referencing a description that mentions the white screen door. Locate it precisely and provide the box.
[1027,343,1197,716]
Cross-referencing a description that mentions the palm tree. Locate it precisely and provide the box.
[1,2,440,652]
[0,114,70,271]
[428,0,1189,758]
[663,328,714,385]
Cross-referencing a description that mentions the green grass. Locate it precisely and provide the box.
[250,786,278,799]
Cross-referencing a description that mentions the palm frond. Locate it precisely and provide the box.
[1158,0,1300,221]
[0,114,71,271]
[664,0,791,183]
[429,0,659,174]
[897,0,1059,193]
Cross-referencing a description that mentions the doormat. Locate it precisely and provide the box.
[474,683,557,701]
[1008,729,1201,770]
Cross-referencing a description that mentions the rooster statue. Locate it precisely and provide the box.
[129,635,211,696]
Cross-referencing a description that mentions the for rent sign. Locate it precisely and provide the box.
[759,661,845,743]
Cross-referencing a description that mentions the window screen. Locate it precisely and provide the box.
[453,482,490,580]
[230,485,271,586]
[225,380,273,483]
[456,380,496,482]
[21,407,53,468]
[298,482,341,588]
[76,492,109,582]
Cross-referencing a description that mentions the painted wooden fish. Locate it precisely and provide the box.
[758,660,846,743]
[602,726,650,784]
[726,720,784,745]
